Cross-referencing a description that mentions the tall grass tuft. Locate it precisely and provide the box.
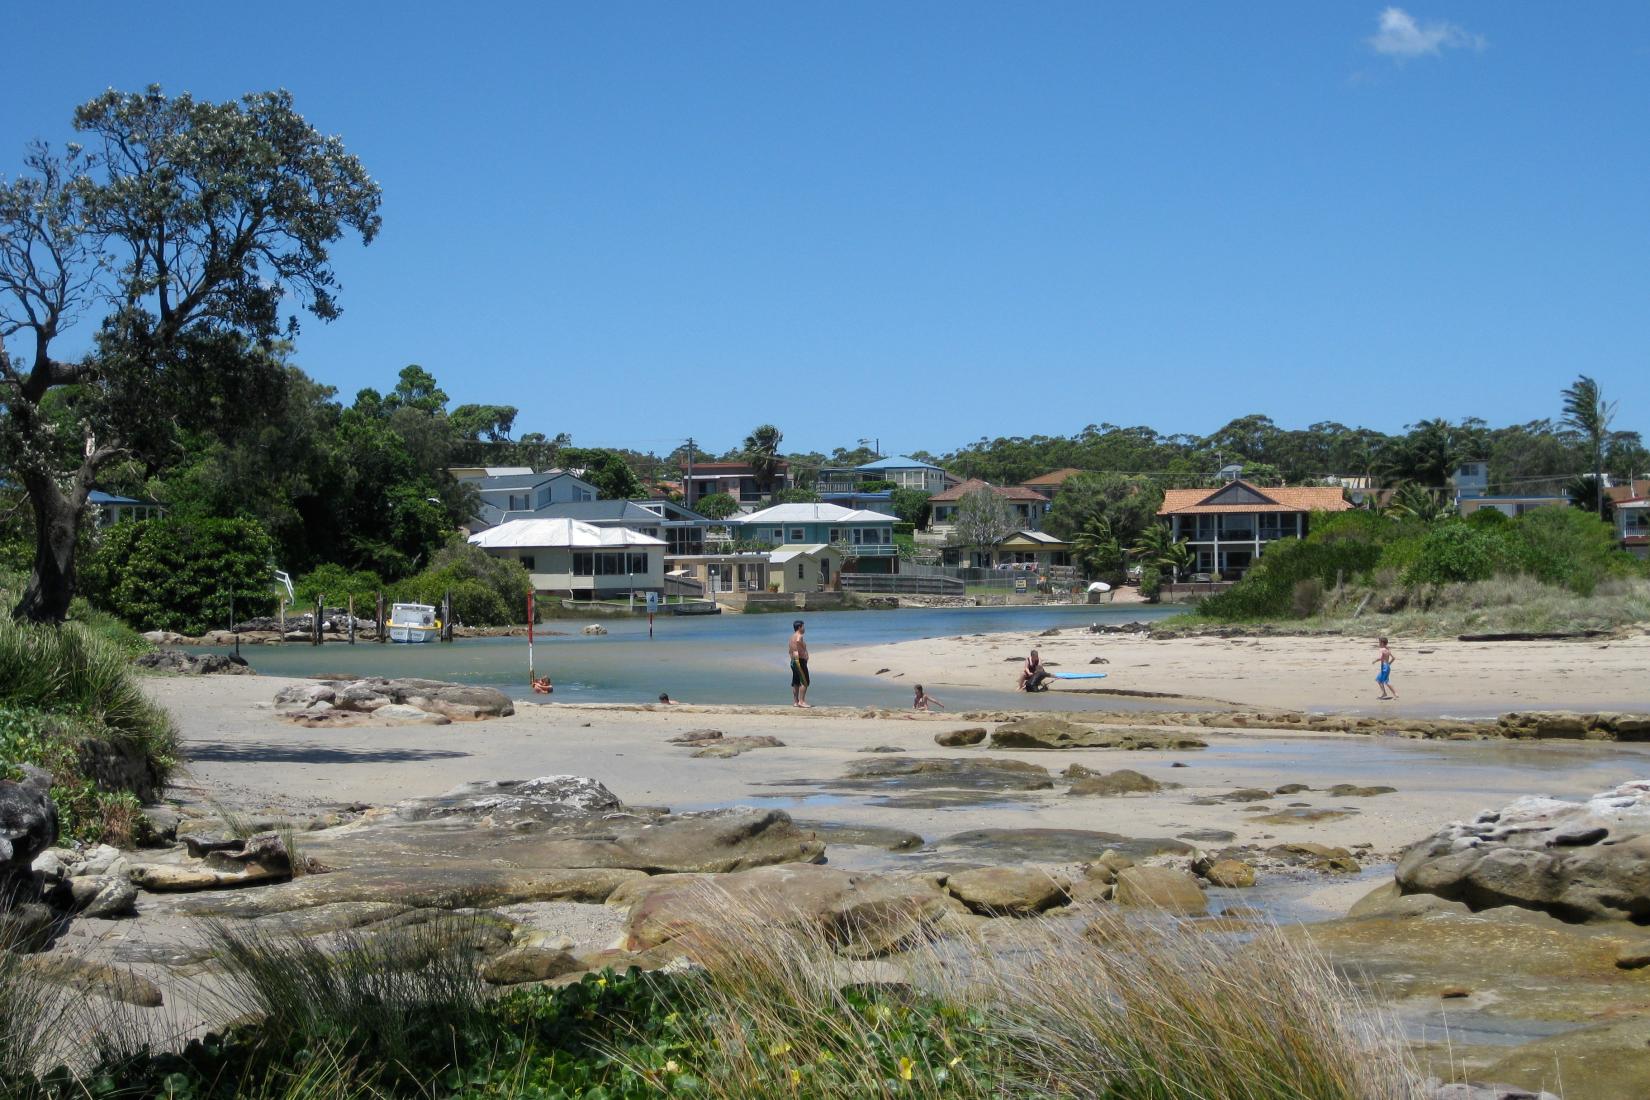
[0,618,176,771]
[621,884,1426,1099]
[200,916,492,1089]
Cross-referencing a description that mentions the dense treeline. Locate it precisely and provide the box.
[924,413,1647,492]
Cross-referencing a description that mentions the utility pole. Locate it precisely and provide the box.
[684,436,696,506]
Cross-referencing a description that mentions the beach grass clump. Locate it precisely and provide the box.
[8,890,1424,1098]
[0,618,178,842]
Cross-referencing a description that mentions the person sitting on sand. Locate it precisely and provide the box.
[531,676,553,695]
[658,692,681,705]
[913,684,945,711]
[1018,649,1043,692]
[1373,637,1397,701]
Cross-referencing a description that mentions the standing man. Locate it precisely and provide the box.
[789,619,812,708]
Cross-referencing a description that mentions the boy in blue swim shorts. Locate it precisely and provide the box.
[1373,637,1397,700]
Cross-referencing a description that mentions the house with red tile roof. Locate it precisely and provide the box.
[1021,467,1089,500]
[928,479,1050,534]
[1157,481,1350,579]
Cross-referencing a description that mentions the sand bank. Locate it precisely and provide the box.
[832,628,1650,715]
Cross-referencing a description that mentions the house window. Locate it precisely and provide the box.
[520,555,536,572]
[830,528,844,541]
[796,562,805,580]
[773,528,784,541]
[573,553,594,576]
[790,528,805,542]
[628,553,649,574]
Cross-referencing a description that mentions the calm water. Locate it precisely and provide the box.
[201,603,1183,709]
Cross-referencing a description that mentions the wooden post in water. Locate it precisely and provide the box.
[376,592,386,643]
[348,595,355,644]
[313,595,323,646]
[442,590,453,642]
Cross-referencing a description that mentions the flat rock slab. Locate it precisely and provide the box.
[393,776,624,826]
[936,828,1192,864]
[793,821,925,851]
[1253,807,1357,825]
[836,756,1054,792]
[173,866,646,917]
[990,717,1208,751]
[689,736,785,758]
[1064,766,1173,797]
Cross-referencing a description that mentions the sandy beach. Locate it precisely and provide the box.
[834,627,1650,715]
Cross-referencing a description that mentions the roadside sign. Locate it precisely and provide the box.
[646,591,659,612]
[1015,576,1027,593]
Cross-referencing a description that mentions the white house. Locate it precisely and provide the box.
[727,502,900,574]
[469,518,665,600]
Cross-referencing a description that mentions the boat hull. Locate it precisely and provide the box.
[389,625,439,643]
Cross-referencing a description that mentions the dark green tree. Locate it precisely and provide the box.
[742,424,786,495]
[1,86,381,622]
[696,492,738,520]
[889,488,932,529]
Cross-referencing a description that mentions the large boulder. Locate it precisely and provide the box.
[394,776,624,826]
[616,863,960,958]
[1,769,59,910]
[935,727,988,747]
[1396,780,1650,922]
[1113,866,1207,915]
[990,717,1206,751]
[945,866,1068,916]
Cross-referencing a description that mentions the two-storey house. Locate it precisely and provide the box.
[1158,481,1350,579]
[727,502,900,574]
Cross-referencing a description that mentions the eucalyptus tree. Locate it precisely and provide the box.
[0,86,381,622]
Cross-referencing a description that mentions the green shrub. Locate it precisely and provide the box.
[293,564,386,612]
[1200,534,1382,621]
[696,492,738,520]
[387,538,530,626]
[1401,523,1501,586]
[0,619,177,843]
[1138,563,1162,602]
[84,516,277,635]
[1510,506,1636,594]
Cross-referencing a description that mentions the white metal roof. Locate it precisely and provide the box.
[768,543,833,563]
[734,503,897,525]
[468,518,665,550]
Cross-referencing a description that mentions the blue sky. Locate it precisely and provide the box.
[7,3,1648,457]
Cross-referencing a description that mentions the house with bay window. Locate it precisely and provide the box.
[727,502,900,574]
[1157,481,1349,580]
[469,518,664,600]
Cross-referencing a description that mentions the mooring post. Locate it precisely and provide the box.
[442,590,453,642]
[313,595,323,646]
[376,591,386,643]
[348,595,355,644]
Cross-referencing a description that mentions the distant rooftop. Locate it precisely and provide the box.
[856,455,944,472]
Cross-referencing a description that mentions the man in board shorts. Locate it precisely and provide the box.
[789,619,812,708]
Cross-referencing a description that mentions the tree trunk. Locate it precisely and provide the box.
[13,469,84,624]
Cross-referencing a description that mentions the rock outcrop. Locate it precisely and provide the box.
[1396,780,1650,922]
[990,717,1206,751]
[275,678,514,723]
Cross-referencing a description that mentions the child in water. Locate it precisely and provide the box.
[913,684,945,711]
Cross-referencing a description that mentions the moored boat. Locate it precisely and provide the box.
[388,602,440,643]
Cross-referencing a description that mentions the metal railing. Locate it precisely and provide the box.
[840,574,965,595]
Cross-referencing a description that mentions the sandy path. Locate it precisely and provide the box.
[832,630,1650,715]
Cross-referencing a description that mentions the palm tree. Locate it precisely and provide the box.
[742,424,785,497]
[1073,517,1125,580]
[1385,482,1452,523]
[1131,522,1192,580]
[1561,376,1617,518]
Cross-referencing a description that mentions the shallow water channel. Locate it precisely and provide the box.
[201,603,1182,709]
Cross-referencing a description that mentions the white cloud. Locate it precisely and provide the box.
[1367,7,1485,59]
